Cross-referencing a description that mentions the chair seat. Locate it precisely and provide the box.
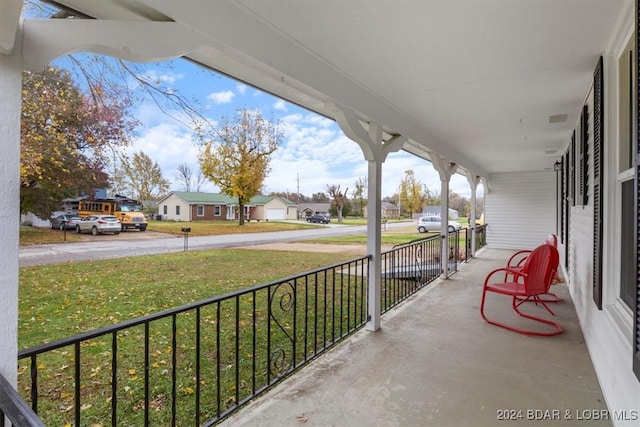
[506,265,563,303]
[485,281,527,296]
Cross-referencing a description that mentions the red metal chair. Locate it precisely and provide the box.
[480,244,562,336]
[505,234,562,303]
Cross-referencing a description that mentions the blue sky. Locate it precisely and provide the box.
[70,56,480,199]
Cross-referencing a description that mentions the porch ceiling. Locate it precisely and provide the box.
[43,0,629,178]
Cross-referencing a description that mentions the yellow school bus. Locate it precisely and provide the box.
[78,196,148,231]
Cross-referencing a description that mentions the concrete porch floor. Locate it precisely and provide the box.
[219,248,609,427]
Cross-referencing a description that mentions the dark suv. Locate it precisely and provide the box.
[306,214,330,224]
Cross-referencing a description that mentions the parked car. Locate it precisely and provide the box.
[416,216,461,233]
[50,214,81,231]
[75,215,121,235]
[306,214,330,224]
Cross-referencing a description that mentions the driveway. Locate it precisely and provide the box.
[19,221,415,267]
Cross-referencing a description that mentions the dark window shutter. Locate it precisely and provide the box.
[563,151,571,269]
[593,57,604,310]
[634,0,640,381]
[561,153,567,245]
[580,104,589,206]
[570,131,576,207]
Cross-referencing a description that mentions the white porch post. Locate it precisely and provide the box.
[366,160,382,330]
[332,106,405,331]
[432,157,458,279]
[466,173,480,259]
[0,15,201,385]
[0,27,22,387]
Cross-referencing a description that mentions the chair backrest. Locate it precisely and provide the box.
[522,244,560,295]
[543,234,558,248]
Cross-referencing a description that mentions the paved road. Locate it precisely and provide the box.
[19,221,414,267]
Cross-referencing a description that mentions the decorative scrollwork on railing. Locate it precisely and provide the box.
[415,245,424,262]
[268,281,296,378]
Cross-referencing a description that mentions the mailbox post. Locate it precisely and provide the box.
[182,227,191,251]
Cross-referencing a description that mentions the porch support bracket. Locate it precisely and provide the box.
[0,0,22,55]
[432,157,458,279]
[21,19,202,70]
[332,105,406,332]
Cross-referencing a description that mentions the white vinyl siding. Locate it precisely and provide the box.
[484,171,555,250]
[157,195,191,221]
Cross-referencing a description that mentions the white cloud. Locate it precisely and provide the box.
[141,69,183,86]
[259,113,482,199]
[128,121,217,192]
[273,99,287,111]
[207,90,235,104]
[125,61,482,201]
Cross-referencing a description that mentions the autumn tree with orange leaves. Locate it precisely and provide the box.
[20,66,136,217]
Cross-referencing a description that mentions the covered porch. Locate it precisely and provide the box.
[2,1,640,426]
[220,248,609,427]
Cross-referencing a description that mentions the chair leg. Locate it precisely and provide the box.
[516,292,563,304]
[514,295,555,316]
[480,290,562,336]
[511,299,562,336]
[542,292,563,303]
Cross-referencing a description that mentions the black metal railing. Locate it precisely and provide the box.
[18,256,370,426]
[382,229,464,313]
[382,235,440,313]
[463,224,488,261]
[0,373,44,427]
[15,232,488,426]
[475,224,487,251]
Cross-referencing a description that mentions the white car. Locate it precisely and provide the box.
[416,216,461,233]
[75,215,121,235]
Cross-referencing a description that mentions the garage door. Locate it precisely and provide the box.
[266,208,285,220]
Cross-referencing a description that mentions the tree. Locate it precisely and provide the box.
[326,184,349,222]
[311,192,329,202]
[197,108,283,225]
[175,163,207,192]
[398,170,429,217]
[351,176,367,217]
[449,191,469,216]
[269,191,298,201]
[113,151,170,200]
[20,66,134,217]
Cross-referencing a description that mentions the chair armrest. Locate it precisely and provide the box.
[484,267,527,286]
[506,250,531,267]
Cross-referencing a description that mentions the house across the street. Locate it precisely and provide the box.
[157,191,298,222]
[297,203,331,219]
[363,201,399,218]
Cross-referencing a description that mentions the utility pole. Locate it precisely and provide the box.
[297,173,300,205]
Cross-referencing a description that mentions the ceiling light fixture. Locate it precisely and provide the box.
[549,114,568,124]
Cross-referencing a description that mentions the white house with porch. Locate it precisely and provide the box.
[1,1,639,425]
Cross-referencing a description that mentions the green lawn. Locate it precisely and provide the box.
[19,248,355,348]
[18,248,360,426]
[146,219,318,236]
[19,225,85,245]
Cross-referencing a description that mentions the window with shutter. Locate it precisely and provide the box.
[593,57,603,310]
